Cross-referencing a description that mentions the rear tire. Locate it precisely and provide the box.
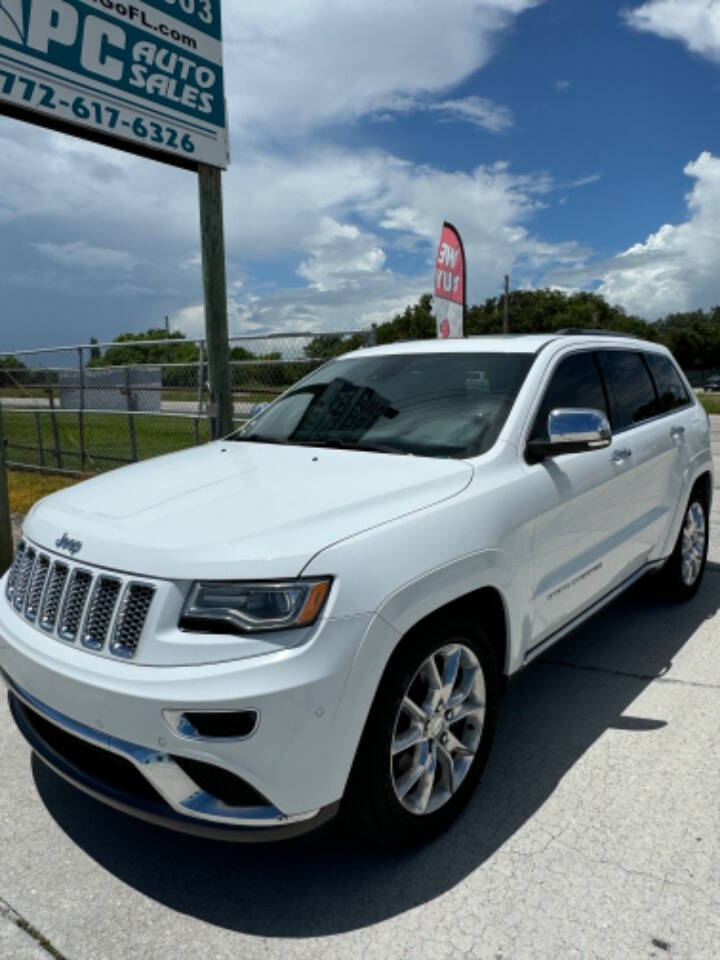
[342,616,500,846]
[661,488,709,601]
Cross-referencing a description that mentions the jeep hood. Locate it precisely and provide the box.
[23,442,473,580]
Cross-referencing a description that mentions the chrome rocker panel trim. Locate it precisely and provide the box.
[3,670,338,842]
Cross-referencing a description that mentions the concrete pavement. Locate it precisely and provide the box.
[1,425,720,958]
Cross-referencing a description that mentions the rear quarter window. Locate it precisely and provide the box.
[597,350,660,431]
[644,353,691,413]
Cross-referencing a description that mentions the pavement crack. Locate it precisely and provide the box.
[0,897,68,960]
[541,657,720,690]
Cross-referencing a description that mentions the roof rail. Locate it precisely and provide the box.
[556,328,640,339]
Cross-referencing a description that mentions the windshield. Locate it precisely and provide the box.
[233,352,534,459]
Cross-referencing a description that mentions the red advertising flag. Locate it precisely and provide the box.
[433,222,466,339]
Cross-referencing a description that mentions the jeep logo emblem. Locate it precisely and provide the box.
[55,533,82,556]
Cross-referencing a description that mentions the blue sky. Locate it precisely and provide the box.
[3,0,720,350]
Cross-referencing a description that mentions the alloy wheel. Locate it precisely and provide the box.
[391,643,486,816]
[681,501,706,587]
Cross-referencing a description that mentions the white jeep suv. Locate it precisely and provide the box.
[0,333,712,845]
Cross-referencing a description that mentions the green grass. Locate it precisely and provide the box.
[0,387,49,399]
[3,409,212,473]
[8,469,83,514]
[697,392,720,415]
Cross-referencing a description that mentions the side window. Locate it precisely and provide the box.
[645,353,690,413]
[597,351,659,430]
[530,352,608,441]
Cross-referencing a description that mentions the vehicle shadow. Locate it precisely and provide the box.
[33,566,720,938]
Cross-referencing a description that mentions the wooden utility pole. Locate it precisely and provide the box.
[503,274,510,334]
[198,164,233,438]
[0,404,13,577]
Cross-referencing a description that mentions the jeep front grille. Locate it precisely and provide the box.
[39,562,68,632]
[82,577,121,650]
[12,546,36,611]
[58,569,93,642]
[5,540,154,660]
[111,583,155,658]
[25,554,50,622]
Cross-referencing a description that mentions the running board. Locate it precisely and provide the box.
[523,560,665,666]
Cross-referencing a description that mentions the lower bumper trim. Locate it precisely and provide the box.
[5,679,339,842]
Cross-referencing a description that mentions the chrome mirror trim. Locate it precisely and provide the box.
[547,408,611,448]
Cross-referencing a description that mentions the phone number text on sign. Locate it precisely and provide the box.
[0,0,227,168]
[0,65,199,153]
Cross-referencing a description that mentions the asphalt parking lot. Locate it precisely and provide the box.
[1,429,720,959]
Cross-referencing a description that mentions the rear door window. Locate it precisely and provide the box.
[644,353,690,413]
[530,351,608,441]
[597,351,660,430]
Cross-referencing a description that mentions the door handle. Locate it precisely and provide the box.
[611,448,632,464]
[671,425,685,439]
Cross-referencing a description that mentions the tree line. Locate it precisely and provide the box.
[304,290,720,374]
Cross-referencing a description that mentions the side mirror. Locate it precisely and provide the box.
[528,408,611,460]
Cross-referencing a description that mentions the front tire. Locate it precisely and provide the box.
[662,489,709,601]
[343,616,500,846]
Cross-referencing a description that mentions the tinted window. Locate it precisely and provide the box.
[530,352,607,441]
[597,351,659,430]
[645,353,690,413]
[235,352,534,459]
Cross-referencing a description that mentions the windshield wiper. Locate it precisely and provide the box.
[232,435,408,454]
[231,434,288,444]
[294,439,409,455]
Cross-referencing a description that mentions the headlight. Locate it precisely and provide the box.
[180,578,332,634]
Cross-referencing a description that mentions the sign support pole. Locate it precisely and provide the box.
[0,404,13,577]
[503,274,510,334]
[198,163,233,439]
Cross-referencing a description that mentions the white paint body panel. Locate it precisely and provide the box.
[0,334,713,821]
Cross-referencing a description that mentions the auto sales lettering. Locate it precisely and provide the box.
[0,0,227,167]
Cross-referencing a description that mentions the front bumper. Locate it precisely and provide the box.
[0,596,376,826]
[6,677,339,841]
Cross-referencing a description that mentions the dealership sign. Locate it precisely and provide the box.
[433,222,466,339]
[0,0,227,167]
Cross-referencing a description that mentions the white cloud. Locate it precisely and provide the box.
[427,97,514,132]
[297,218,387,291]
[569,173,602,188]
[227,1,538,136]
[32,241,136,270]
[596,152,720,316]
[555,79,571,91]
[372,94,514,131]
[623,0,720,61]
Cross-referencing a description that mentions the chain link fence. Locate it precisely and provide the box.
[1,331,374,475]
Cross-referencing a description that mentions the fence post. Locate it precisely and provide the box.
[34,412,45,467]
[77,347,86,471]
[48,387,63,469]
[196,340,204,418]
[125,366,138,462]
[0,403,13,577]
